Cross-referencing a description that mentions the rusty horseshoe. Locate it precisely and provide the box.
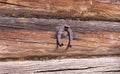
[56,24,73,50]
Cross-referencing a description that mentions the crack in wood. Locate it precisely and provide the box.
[35,66,103,73]
[97,70,120,73]
[0,24,27,30]
[0,37,55,45]
[0,2,31,8]
[0,23,55,31]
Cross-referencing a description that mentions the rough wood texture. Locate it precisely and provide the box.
[0,17,120,59]
[0,1,120,74]
[0,0,120,21]
[0,57,120,74]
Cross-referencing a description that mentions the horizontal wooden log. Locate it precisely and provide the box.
[0,57,120,74]
[0,0,120,21]
[0,17,120,59]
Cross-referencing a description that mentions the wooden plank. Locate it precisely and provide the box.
[0,17,120,59]
[0,57,120,74]
[0,0,120,21]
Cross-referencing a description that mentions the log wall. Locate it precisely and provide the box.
[0,17,120,59]
[0,0,120,21]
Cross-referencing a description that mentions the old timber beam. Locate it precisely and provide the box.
[0,0,120,21]
[0,17,120,60]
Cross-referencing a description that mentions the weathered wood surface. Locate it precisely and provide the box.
[0,57,120,74]
[0,17,120,59]
[0,0,120,21]
[0,1,120,74]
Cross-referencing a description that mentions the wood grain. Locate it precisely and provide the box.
[0,0,120,21]
[0,57,120,74]
[0,1,120,74]
[0,17,120,59]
